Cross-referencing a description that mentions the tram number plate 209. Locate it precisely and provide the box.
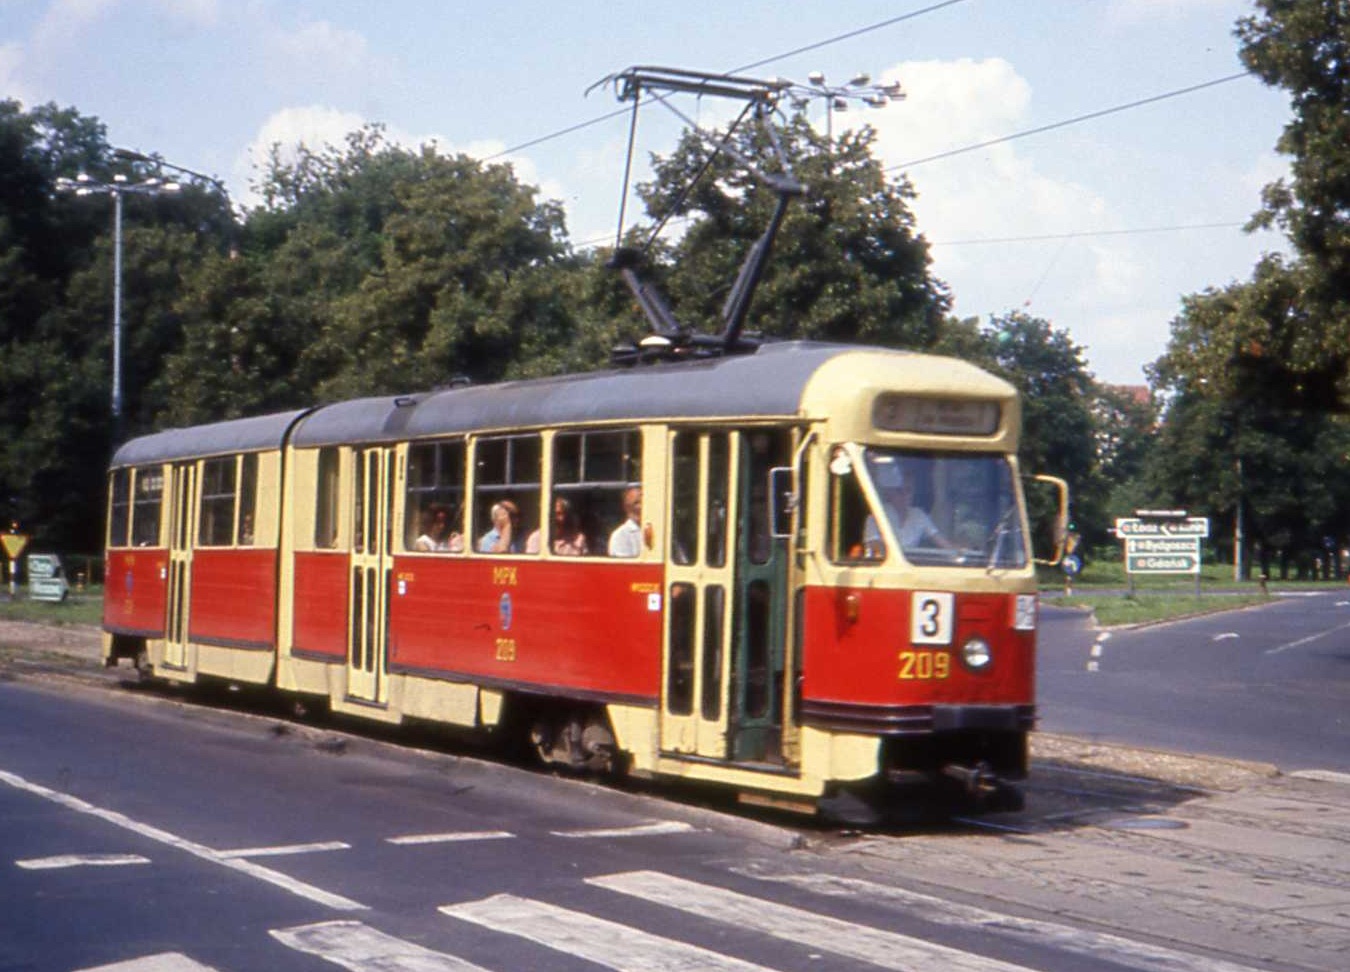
[910,591,954,645]
[898,650,950,680]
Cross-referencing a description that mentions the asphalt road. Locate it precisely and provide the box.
[1037,589,1350,772]
[11,674,1343,972]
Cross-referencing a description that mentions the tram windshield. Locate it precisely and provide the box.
[861,448,1026,569]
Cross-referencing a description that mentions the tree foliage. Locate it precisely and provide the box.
[1232,0,1350,407]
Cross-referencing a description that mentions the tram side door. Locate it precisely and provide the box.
[347,447,393,705]
[661,430,735,759]
[729,429,792,763]
[163,461,195,670]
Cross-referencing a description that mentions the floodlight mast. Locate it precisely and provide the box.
[598,66,805,363]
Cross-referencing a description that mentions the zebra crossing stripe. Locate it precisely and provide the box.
[76,954,221,972]
[440,894,775,971]
[271,920,492,972]
[737,869,1266,972]
[588,870,1037,972]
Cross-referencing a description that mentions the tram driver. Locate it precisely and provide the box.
[862,461,952,558]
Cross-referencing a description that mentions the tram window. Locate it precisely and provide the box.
[746,430,791,564]
[474,435,541,554]
[550,430,641,557]
[828,457,875,563]
[198,457,237,547]
[667,582,695,716]
[315,447,340,549]
[236,454,257,546]
[700,585,725,721]
[109,470,131,548]
[131,468,163,548]
[707,434,729,568]
[406,441,465,553]
[670,434,698,565]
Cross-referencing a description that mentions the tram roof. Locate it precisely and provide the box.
[112,343,1016,464]
[290,342,870,447]
[111,408,311,468]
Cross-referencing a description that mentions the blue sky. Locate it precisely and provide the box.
[3,1,1291,386]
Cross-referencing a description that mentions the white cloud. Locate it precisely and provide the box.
[235,106,568,214]
[266,19,371,75]
[0,42,35,106]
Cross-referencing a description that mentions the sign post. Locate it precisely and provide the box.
[1116,511,1210,597]
[1,530,30,599]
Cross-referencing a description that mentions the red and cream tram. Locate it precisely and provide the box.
[103,342,1065,819]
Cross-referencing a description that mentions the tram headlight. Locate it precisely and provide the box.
[961,636,992,671]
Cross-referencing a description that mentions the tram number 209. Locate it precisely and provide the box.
[898,650,950,680]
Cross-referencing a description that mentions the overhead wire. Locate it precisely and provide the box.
[893,72,1252,170]
[484,0,971,162]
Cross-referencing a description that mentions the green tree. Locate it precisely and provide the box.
[1234,0,1350,407]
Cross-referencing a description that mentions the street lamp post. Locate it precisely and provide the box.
[788,72,904,141]
[55,172,180,436]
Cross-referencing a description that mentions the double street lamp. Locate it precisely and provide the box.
[55,172,180,434]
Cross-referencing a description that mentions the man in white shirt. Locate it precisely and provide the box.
[607,486,643,557]
[862,468,950,558]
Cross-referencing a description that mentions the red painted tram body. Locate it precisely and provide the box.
[103,343,1063,818]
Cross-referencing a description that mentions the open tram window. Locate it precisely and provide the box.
[109,470,131,548]
[132,467,163,548]
[474,434,541,554]
[550,429,641,557]
[406,440,465,553]
[198,457,237,547]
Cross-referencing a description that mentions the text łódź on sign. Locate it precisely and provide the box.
[1116,515,1209,575]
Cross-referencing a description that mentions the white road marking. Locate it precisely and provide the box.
[1087,660,1100,673]
[550,820,694,839]
[1265,619,1350,655]
[272,920,492,971]
[441,894,775,971]
[214,841,350,859]
[1211,632,1239,641]
[589,870,1038,972]
[16,853,150,870]
[76,953,222,972]
[386,831,514,845]
[0,768,365,911]
[737,868,1268,972]
[1090,643,1104,658]
[1096,632,1112,642]
[1291,769,1350,786]
[1337,600,1350,607]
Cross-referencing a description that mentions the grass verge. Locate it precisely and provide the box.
[0,588,104,626]
[1045,591,1273,627]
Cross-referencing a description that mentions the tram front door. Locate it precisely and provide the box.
[661,429,792,765]
[163,461,195,670]
[347,447,393,705]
